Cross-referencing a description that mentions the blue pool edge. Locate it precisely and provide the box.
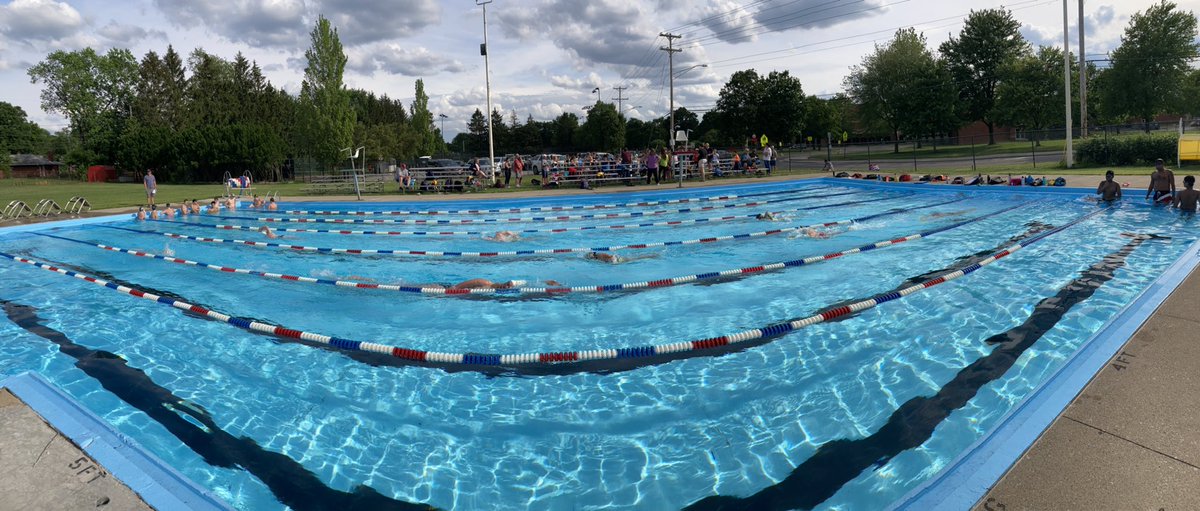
[0,372,235,511]
[888,236,1200,510]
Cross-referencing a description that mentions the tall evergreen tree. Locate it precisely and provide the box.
[299,15,355,168]
[409,79,438,156]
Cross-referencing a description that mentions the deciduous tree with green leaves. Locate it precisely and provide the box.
[299,15,355,169]
[995,46,1074,144]
[845,28,957,153]
[939,8,1029,144]
[1100,0,1199,131]
[578,101,624,151]
[28,48,137,164]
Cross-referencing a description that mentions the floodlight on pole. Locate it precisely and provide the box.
[478,0,497,184]
[438,113,448,143]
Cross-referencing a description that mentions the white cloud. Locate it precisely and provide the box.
[0,0,86,42]
[346,44,464,77]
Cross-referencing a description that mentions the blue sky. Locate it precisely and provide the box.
[0,0,1191,139]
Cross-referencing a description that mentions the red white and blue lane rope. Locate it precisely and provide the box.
[276,185,830,216]
[214,189,874,225]
[148,192,929,239]
[0,206,1109,369]
[105,197,966,258]
[39,201,1032,296]
[178,196,912,236]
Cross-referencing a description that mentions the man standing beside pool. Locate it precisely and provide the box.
[143,169,157,206]
[1097,170,1122,201]
[1146,158,1176,203]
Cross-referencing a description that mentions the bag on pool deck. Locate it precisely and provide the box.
[835,172,850,178]
[1053,177,1066,186]
[899,174,912,182]
[851,173,863,179]
[951,176,964,185]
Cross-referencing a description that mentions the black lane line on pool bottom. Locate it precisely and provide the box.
[822,220,1057,322]
[0,301,436,511]
[681,234,1153,511]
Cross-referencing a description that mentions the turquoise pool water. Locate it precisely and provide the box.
[0,179,1193,510]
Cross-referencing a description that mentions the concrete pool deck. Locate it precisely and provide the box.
[972,264,1200,510]
[0,388,152,510]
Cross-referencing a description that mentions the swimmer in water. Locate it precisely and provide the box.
[135,206,146,221]
[584,251,659,264]
[258,226,280,239]
[756,211,781,221]
[486,230,521,242]
[920,209,974,221]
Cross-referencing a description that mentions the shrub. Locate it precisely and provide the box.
[1075,132,1178,166]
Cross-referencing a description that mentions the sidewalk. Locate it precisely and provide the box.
[974,267,1200,509]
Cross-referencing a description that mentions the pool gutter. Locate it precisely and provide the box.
[0,372,235,511]
[888,236,1200,510]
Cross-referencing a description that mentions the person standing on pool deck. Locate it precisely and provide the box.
[1174,176,1199,213]
[1096,170,1122,201]
[143,169,157,206]
[1146,158,1176,203]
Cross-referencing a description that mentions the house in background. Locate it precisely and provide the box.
[5,154,63,178]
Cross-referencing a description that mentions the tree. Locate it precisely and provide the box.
[27,48,137,162]
[466,108,487,153]
[714,70,764,143]
[0,102,48,154]
[299,15,355,168]
[845,28,957,152]
[995,46,1072,144]
[550,112,579,151]
[1100,1,1199,131]
[939,8,1029,144]
[409,79,438,156]
[578,101,624,151]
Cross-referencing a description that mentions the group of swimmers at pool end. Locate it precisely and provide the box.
[135,195,278,221]
[1096,159,1200,212]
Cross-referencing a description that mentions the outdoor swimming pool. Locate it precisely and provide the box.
[0,179,1195,510]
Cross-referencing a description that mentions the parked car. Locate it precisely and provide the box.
[528,154,567,175]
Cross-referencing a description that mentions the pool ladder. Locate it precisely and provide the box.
[65,196,91,214]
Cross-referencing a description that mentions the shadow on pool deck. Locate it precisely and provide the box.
[974,266,1200,510]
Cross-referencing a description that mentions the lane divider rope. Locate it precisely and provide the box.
[105,196,963,258]
[39,201,1033,295]
[213,189,873,225]
[0,206,1109,370]
[276,184,831,216]
[159,192,919,236]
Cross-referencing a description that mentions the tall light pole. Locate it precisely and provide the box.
[661,32,682,151]
[1063,0,1074,167]
[438,113,448,144]
[478,0,496,183]
[1078,0,1087,138]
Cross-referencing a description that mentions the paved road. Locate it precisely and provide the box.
[782,153,1048,172]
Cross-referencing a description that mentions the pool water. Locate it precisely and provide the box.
[0,180,1193,510]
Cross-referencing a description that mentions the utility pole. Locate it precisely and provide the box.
[1063,0,1073,167]
[478,0,497,184]
[660,32,682,151]
[612,86,628,114]
[1078,0,1088,138]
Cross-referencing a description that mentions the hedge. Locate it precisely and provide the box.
[1075,132,1178,166]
